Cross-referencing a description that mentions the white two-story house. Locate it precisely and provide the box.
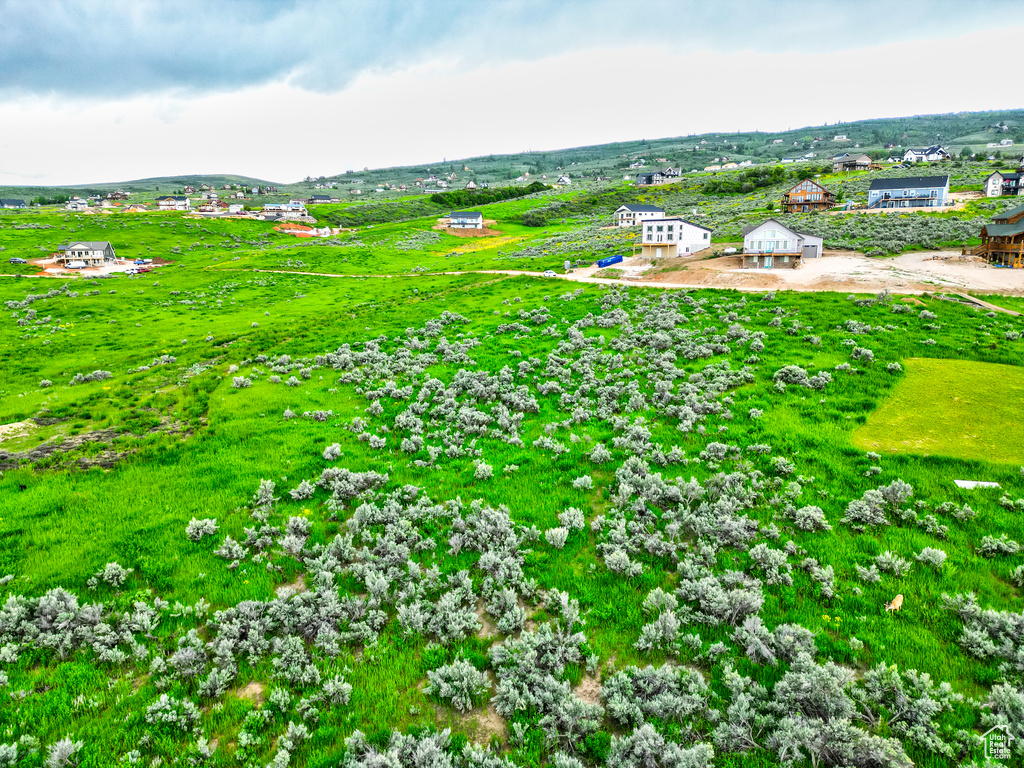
[449,211,483,229]
[613,204,664,228]
[640,218,712,258]
[903,145,951,163]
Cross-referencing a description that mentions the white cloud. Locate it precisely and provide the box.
[0,25,1020,186]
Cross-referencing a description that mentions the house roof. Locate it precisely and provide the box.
[617,204,664,213]
[993,203,1024,223]
[868,175,949,191]
[784,179,831,195]
[156,195,188,201]
[1,198,26,205]
[982,222,1024,237]
[645,217,712,232]
[906,145,948,155]
[741,218,814,239]
[62,241,112,250]
[450,211,482,218]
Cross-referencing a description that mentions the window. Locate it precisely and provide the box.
[667,225,674,232]
[656,225,663,232]
[703,232,708,239]
[667,233,674,240]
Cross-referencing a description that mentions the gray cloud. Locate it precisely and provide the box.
[1,0,1020,100]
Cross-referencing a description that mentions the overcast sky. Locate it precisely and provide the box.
[2,0,1022,186]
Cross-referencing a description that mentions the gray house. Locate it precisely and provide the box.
[867,176,949,209]
[741,219,822,268]
[0,199,27,209]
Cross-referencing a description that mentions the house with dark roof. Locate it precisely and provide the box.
[867,176,949,209]
[635,168,680,187]
[984,171,1023,198]
[832,153,872,173]
[640,218,712,258]
[978,203,1024,268]
[0,199,27,209]
[57,241,116,266]
[781,180,836,213]
[449,211,483,229]
[613,204,665,228]
[741,220,822,269]
[903,145,951,163]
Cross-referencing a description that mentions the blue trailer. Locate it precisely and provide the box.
[596,254,623,268]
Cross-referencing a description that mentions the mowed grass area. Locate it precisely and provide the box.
[854,357,1024,464]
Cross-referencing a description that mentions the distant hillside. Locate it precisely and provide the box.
[0,174,280,201]
[2,109,1022,202]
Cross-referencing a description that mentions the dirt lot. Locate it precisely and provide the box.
[573,250,1024,296]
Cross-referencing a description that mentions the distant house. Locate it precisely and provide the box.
[308,194,333,204]
[105,190,129,200]
[640,218,712,258]
[903,145,951,163]
[0,198,26,209]
[833,134,849,141]
[156,195,191,211]
[183,186,196,194]
[464,180,478,190]
[635,168,679,186]
[832,153,872,172]
[613,204,664,228]
[977,203,1024,268]
[984,171,1023,198]
[449,211,484,229]
[556,174,571,185]
[781,179,836,213]
[772,139,784,145]
[66,197,90,211]
[867,175,949,209]
[741,219,822,268]
[228,204,244,214]
[57,241,116,266]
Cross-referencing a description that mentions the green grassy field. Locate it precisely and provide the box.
[1,201,1024,768]
[854,358,1024,464]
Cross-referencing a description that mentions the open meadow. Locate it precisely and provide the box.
[1,189,1024,768]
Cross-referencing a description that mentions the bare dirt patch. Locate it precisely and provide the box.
[472,701,508,745]
[575,675,602,706]
[235,681,266,706]
[433,220,501,237]
[627,249,1024,295]
[475,600,498,639]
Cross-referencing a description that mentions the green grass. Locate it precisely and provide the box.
[853,357,1024,464]
[2,206,1024,767]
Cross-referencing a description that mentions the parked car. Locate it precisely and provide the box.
[134,259,146,265]
[125,267,139,275]
[542,270,557,277]
[9,257,27,264]
[66,261,87,270]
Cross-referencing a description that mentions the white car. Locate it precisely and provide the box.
[542,270,558,277]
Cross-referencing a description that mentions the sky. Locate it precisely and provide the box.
[2,0,1023,187]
